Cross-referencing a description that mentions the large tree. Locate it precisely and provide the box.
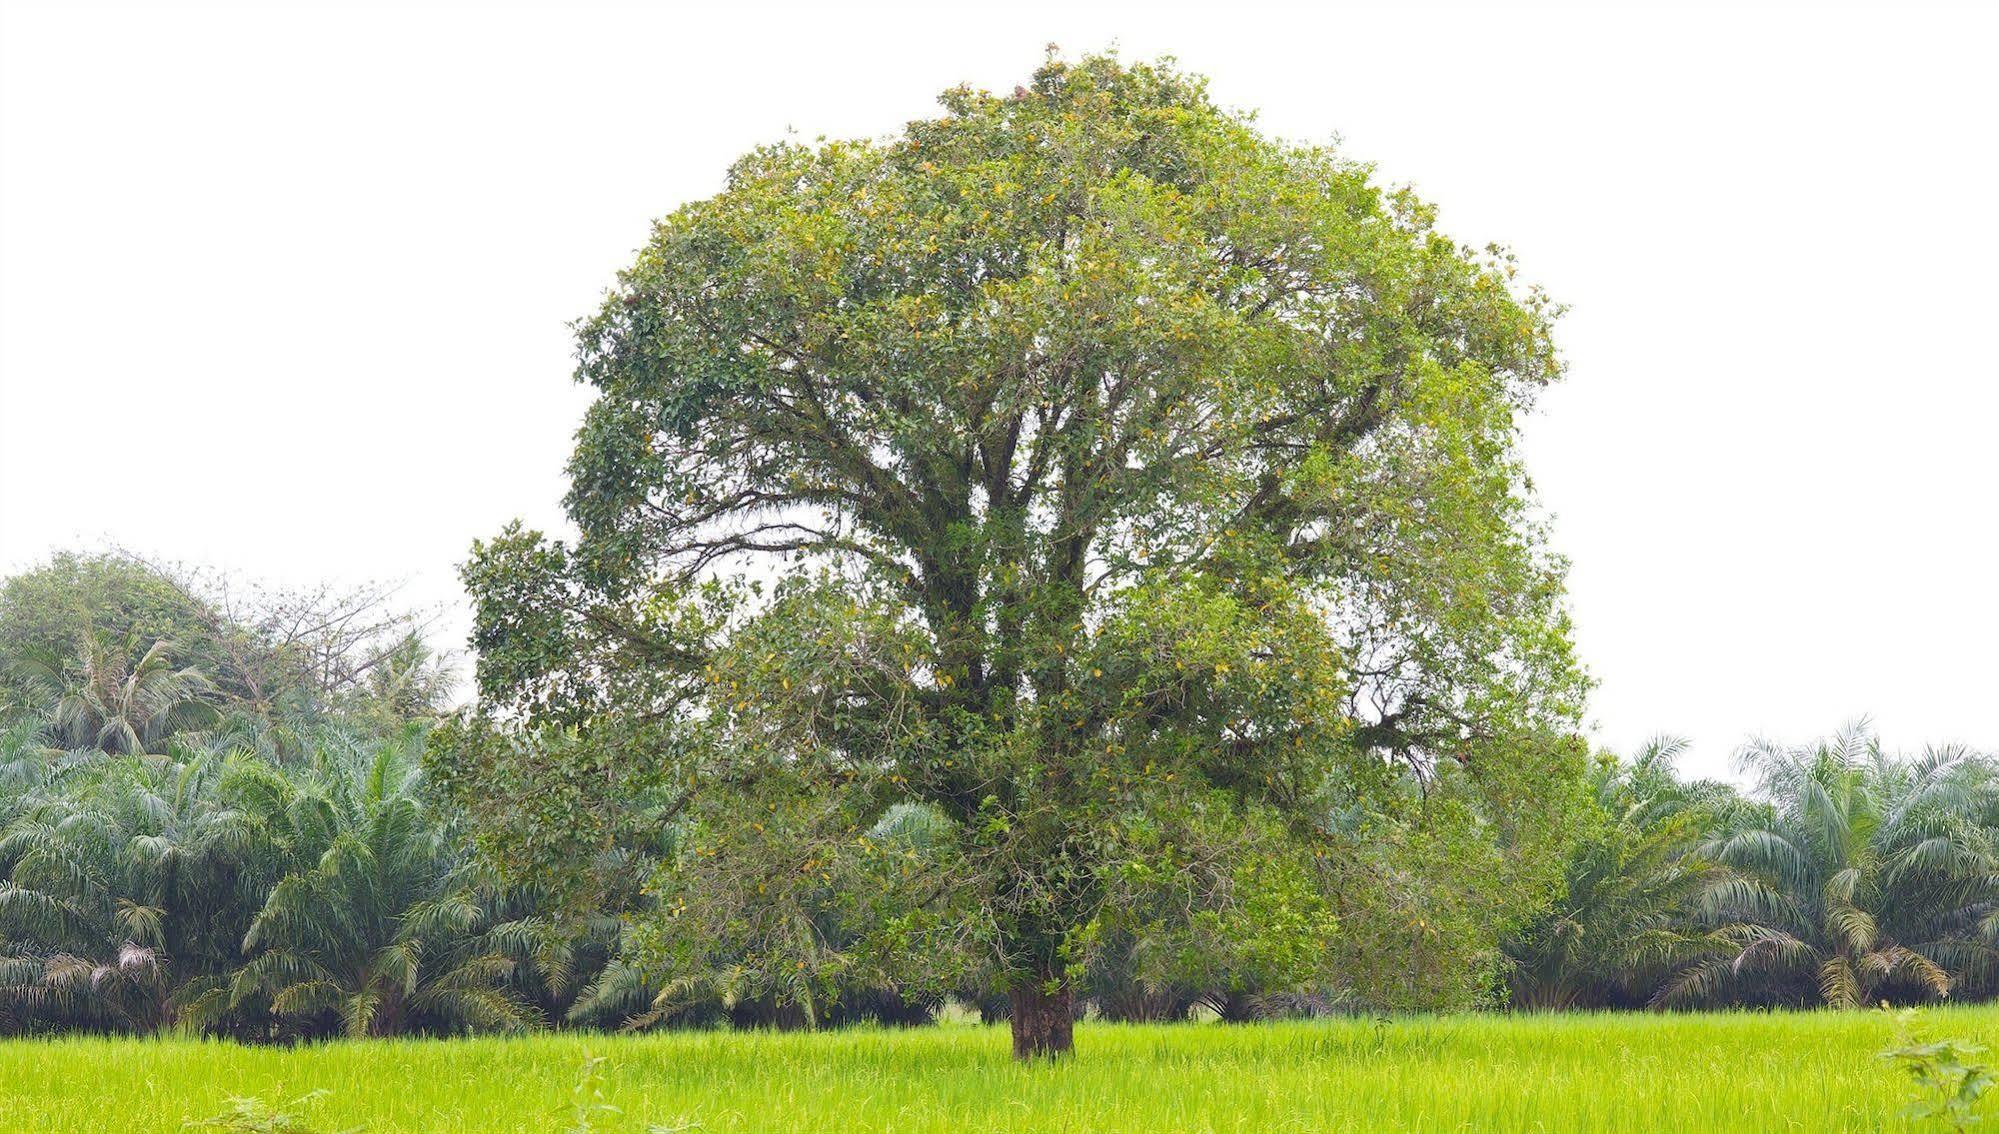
[443,53,1588,1057]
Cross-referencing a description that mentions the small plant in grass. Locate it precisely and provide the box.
[188,1090,357,1134]
[567,1053,621,1134]
[1880,1007,1994,1132]
[562,1050,704,1133]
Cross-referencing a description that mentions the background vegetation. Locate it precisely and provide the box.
[5,550,1999,1043]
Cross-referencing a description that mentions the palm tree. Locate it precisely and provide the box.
[1868,751,1999,999]
[0,755,189,1032]
[353,633,454,722]
[10,634,215,755]
[0,717,70,816]
[227,729,540,1037]
[1658,724,1975,1009]
[0,743,287,1034]
[1505,738,1744,1010]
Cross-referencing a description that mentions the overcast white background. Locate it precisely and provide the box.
[2,0,1994,781]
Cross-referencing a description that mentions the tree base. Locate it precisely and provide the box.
[1009,982,1074,1060]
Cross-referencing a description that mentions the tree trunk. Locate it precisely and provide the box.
[1009,980,1074,1060]
[1210,990,1262,1023]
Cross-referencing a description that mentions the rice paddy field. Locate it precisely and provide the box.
[5,1007,1994,1133]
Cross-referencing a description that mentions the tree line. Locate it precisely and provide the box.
[3,552,1996,1040]
[1505,731,1999,1012]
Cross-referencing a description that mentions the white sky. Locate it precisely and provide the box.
[2,0,1994,780]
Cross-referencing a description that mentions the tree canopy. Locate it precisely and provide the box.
[443,52,1590,1058]
[0,551,450,760]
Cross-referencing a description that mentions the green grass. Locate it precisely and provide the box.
[4,1008,1993,1133]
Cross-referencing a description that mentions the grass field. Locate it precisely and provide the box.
[4,1008,1992,1133]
